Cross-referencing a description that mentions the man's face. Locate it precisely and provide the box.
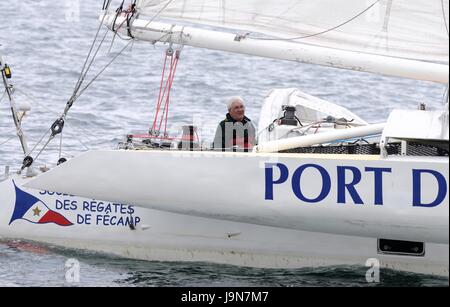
[229,101,245,122]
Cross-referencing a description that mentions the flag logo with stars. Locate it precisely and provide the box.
[9,181,73,227]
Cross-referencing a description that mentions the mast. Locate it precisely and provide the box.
[103,13,449,84]
[0,52,30,156]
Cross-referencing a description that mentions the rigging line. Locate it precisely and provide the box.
[58,130,63,160]
[74,9,110,93]
[156,49,178,133]
[140,0,176,29]
[249,0,382,41]
[2,73,29,156]
[74,40,133,101]
[72,1,113,96]
[27,127,51,157]
[126,4,137,39]
[36,123,90,152]
[102,0,112,10]
[20,2,115,169]
[15,88,58,116]
[153,49,175,132]
[151,52,169,131]
[1,128,17,135]
[22,5,171,169]
[64,118,96,142]
[63,130,91,150]
[443,84,449,103]
[163,52,180,136]
[111,2,139,44]
[442,0,449,36]
[157,55,176,133]
[28,135,55,169]
[14,88,94,142]
[109,1,125,47]
[18,39,130,166]
[72,29,110,98]
[110,30,134,42]
[382,0,393,31]
[65,27,111,116]
[108,13,132,51]
[5,87,51,157]
[0,89,6,103]
[0,135,16,147]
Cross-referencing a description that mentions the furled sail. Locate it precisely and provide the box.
[135,0,449,64]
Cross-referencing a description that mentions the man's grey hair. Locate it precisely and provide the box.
[227,96,245,111]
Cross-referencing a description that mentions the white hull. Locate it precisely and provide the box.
[26,150,449,244]
[1,175,448,277]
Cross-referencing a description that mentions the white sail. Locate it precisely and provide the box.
[136,0,449,64]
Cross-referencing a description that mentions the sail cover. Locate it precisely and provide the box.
[135,0,449,64]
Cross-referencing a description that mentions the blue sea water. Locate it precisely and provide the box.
[0,1,448,287]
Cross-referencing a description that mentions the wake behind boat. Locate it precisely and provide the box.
[1,0,449,277]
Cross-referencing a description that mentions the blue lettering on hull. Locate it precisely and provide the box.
[413,169,448,207]
[264,163,447,208]
[19,189,141,228]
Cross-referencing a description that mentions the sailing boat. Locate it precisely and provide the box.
[1,0,448,277]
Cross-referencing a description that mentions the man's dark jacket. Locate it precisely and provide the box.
[212,113,256,151]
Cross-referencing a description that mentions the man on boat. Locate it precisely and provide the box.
[213,96,256,151]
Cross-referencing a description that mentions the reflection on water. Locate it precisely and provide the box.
[0,241,448,287]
